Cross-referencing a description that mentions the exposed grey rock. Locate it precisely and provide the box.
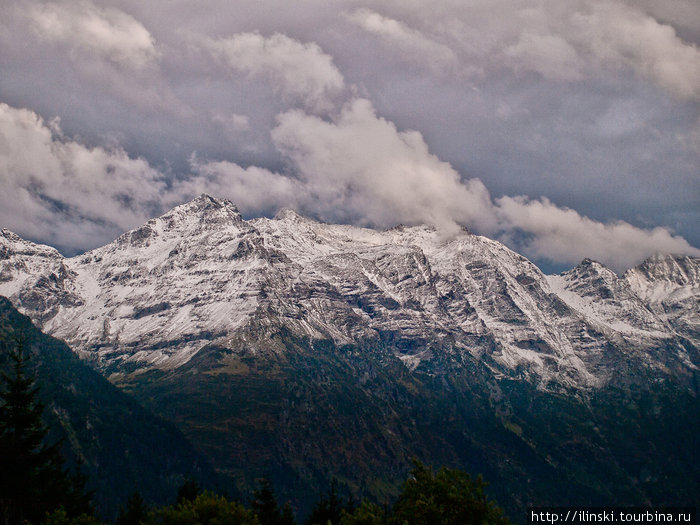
[1,195,697,391]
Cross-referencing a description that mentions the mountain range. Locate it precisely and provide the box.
[1,194,698,518]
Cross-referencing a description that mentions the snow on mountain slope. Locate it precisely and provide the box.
[625,254,700,301]
[1,195,697,389]
[547,259,670,337]
[0,228,84,324]
[623,254,699,341]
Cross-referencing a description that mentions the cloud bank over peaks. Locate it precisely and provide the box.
[196,98,700,272]
[270,98,497,234]
[183,157,301,217]
[0,100,697,272]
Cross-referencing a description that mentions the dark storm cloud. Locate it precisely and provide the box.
[1,0,698,271]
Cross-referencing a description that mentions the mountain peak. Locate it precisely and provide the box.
[1,228,21,242]
[627,253,699,287]
[579,258,608,269]
[566,258,617,279]
[0,229,62,259]
[176,193,241,216]
[109,194,243,248]
[274,208,306,221]
[157,194,242,228]
[2,193,698,395]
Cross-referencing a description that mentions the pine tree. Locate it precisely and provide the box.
[0,339,92,524]
[305,480,350,525]
[280,502,296,525]
[252,479,297,525]
[117,492,149,525]
[175,478,201,505]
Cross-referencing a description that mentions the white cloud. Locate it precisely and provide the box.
[10,1,187,117]
[266,98,699,271]
[345,8,457,71]
[621,0,700,40]
[199,32,345,112]
[270,98,497,234]
[570,1,700,101]
[358,0,700,100]
[505,31,583,81]
[174,158,300,216]
[28,0,158,70]
[0,102,294,248]
[0,103,166,249]
[495,196,700,272]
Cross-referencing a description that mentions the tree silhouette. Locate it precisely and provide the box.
[0,338,92,524]
[175,478,201,505]
[390,460,509,525]
[117,492,149,525]
[252,479,296,525]
[146,491,257,524]
[306,480,353,525]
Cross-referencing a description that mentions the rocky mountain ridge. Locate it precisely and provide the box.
[2,194,699,515]
[0,194,697,391]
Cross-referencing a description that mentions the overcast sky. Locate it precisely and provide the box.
[1,0,698,273]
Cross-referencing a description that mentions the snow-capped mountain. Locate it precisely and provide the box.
[3,194,700,514]
[1,194,697,391]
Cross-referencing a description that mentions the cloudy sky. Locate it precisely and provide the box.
[1,0,698,273]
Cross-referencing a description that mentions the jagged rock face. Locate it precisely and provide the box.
[1,194,698,390]
[623,254,699,341]
[0,229,84,325]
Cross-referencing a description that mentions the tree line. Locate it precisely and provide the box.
[1,342,509,525]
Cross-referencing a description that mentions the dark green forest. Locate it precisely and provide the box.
[0,297,221,518]
[0,342,507,524]
[0,300,508,524]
